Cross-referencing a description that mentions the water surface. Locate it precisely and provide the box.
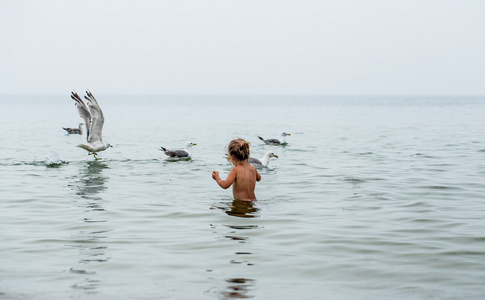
[1,95,485,299]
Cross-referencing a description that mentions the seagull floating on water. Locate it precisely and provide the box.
[249,151,278,167]
[70,90,112,159]
[160,142,197,160]
[63,123,84,134]
[258,132,291,145]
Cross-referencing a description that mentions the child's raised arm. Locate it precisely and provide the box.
[212,169,237,189]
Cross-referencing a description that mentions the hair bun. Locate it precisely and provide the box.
[228,138,250,162]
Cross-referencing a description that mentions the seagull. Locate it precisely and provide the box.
[258,132,291,145]
[160,142,197,160]
[62,123,83,134]
[249,151,278,167]
[70,90,112,159]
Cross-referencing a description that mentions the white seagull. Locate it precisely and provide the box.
[160,142,197,160]
[62,123,83,134]
[249,151,278,167]
[70,90,112,159]
[258,132,291,145]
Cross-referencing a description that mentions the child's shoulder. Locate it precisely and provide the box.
[243,163,257,172]
[234,163,255,171]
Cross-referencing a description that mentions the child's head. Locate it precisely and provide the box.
[228,138,250,164]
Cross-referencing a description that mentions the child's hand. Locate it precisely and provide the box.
[212,171,219,180]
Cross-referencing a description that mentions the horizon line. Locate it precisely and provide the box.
[1,93,484,98]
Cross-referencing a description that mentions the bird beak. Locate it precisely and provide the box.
[274,154,279,158]
[110,145,114,147]
[193,143,197,146]
[287,133,291,136]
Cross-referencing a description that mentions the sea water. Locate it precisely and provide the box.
[1,95,485,299]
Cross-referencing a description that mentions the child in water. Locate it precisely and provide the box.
[212,139,261,201]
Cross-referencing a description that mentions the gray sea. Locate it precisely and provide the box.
[1,95,485,299]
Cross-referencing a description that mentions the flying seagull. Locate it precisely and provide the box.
[62,123,83,134]
[249,151,278,167]
[160,142,197,160]
[258,132,291,145]
[70,90,112,159]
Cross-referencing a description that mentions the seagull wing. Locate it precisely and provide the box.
[249,157,262,165]
[265,138,281,144]
[84,90,105,144]
[170,150,189,157]
[160,147,189,158]
[71,91,92,141]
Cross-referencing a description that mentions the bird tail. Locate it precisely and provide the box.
[258,136,264,141]
[160,147,167,152]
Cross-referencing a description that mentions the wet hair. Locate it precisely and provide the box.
[228,138,250,163]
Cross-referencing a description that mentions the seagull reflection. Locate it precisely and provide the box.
[66,160,111,294]
[72,160,110,200]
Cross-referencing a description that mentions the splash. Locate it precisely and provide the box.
[45,150,66,167]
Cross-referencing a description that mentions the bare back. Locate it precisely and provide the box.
[232,164,260,201]
[213,160,262,202]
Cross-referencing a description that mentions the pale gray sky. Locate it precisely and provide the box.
[1,0,484,95]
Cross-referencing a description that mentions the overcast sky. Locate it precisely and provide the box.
[1,0,484,95]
